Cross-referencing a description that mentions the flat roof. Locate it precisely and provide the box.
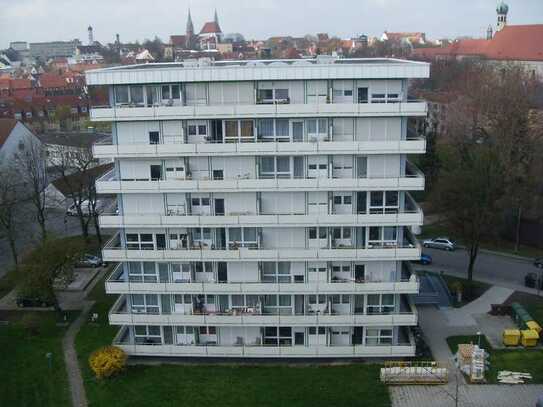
[86,57,430,85]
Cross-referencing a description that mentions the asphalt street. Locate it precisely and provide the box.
[420,247,541,288]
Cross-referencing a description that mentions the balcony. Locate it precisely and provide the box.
[105,263,419,295]
[92,136,426,159]
[101,232,421,263]
[90,101,428,122]
[108,295,418,327]
[99,194,423,229]
[111,325,416,358]
[95,165,425,194]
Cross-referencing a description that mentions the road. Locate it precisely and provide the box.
[420,247,540,288]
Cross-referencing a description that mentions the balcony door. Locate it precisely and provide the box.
[291,121,304,142]
[357,87,368,103]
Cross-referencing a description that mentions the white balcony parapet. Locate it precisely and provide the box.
[102,246,421,263]
[90,102,428,122]
[99,211,424,229]
[114,342,415,358]
[93,138,427,159]
[96,172,425,194]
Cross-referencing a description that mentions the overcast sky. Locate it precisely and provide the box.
[1,0,542,48]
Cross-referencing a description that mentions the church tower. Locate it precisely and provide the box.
[496,1,508,32]
[486,25,493,40]
[186,9,195,49]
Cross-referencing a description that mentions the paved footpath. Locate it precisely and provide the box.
[62,268,106,407]
[63,301,93,407]
[390,286,543,406]
[391,384,543,407]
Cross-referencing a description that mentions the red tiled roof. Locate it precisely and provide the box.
[413,25,543,62]
[0,118,18,148]
[170,35,187,47]
[200,21,221,35]
[39,73,69,89]
[10,79,33,90]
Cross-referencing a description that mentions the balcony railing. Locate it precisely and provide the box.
[105,262,419,292]
[112,326,416,357]
[108,294,416,320]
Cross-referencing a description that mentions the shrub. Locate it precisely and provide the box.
[89,346,127,379]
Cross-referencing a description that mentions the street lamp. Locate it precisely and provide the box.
[477,331,482,347]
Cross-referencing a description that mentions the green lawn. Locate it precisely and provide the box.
[0,311,75,407]
[75,274,391,407]
[447,335,543,384]
[440,273,491,307]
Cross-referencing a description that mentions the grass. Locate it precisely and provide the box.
[0,311,76,407]
[419,223,543,259]
[421,270,491,307]
[75,275,391,407]
[447,334,543,384]
[440,273,491,307]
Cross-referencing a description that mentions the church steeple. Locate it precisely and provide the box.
[496,1,508,32]
[186,9,194,36]
[214,9,219,25]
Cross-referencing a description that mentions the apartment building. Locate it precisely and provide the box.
[87,56,429,358]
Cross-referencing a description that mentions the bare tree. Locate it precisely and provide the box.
[0,168,24,268]
[14,137,48,241]
[53,142,96,240]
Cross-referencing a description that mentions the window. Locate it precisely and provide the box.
[126,233,154,250]
[161,84,181,103]
[198,326,216,335]
[134,325,162,344]
[368,226,398,247]
[115,86,129,104]
[366,294,395,314]
[130,86,144,105]
[259,156,292,179]
[365,328,394,345]
[263,295,292,315]
[130,294,160,314]
[149,131,160,144]
[369,191,399,214]
[263,326,292,345]
[224,120,255,143]
[258,88,289,103]
[127,262,158,282]
[228,227,258,248]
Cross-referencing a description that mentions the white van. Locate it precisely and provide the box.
[66,200,103,216]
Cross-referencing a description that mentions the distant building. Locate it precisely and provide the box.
[0,118,42,170]
[29,40,80,60]
[381,32,426,46]
[10,42,28,52]
[412,3,543,77]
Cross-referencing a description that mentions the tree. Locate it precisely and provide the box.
[0,168,24,268]
[19,237,85,310]
[433,144,505,282]
[428,61,543,278]
[14,137,48,241]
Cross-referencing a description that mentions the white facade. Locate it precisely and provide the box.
[88,57,428,358]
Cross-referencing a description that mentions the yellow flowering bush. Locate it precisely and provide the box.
[89,346,127,379]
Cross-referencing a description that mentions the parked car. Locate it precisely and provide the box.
[422,237,457,251]
[419,253,433,265]
[16,296,55,308]
[525,272,543,290]
[75,254,105,268]
[534,258,543,269]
